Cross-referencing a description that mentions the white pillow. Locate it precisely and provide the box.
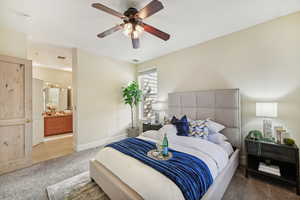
[159,124,177,138]
[206,119,225,132]
[207,132,228,144]
[141,130,162,140]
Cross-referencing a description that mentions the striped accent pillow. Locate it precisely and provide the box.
[189,119,210,138]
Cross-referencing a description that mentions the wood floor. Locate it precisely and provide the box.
[32,136,74,164]
[223,168,300,200]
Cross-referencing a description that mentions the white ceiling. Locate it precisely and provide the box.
[27,42,72,71]
[3,0,300,63]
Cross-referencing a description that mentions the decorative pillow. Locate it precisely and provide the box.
[167,116,192,124]
[171,115,189,136]
[206,119,225,132]
[189,119,210,138]
[207,132,228,144]
[159,124,178,139]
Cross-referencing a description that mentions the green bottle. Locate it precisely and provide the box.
[162,133,169,156]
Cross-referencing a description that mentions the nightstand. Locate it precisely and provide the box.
[142,123,163,132]
[245,138,299,195]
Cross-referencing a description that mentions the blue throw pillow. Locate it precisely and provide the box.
[171,115,189,136]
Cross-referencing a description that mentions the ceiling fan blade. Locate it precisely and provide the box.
[92,3,126,19]
[131,35,140,49]
[97,24,124,38]
[142,23,170,41]
[137,0,164,19]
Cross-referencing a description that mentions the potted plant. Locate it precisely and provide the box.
[122,81,142,137]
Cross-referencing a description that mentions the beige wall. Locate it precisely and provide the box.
[73,49,136,150]
[138,12,300,146]
[0,27,27,59]
[32,67,72,88]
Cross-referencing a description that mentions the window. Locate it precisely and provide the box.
[138,69,158,121]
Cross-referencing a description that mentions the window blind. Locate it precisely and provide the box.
[138,69,158,121]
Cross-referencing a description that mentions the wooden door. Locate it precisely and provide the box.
[0,55,32,174]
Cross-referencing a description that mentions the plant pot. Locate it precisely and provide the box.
[127,127,140,138]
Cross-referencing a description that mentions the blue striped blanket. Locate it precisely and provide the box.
[106,138,213,200]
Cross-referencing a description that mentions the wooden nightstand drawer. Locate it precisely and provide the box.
[261,144,296,163]
[246,141,260,156]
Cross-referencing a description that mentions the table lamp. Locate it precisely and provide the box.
[152,102,163,124]
[152,101,167,124]
[256,102,278,139]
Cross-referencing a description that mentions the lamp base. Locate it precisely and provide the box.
[263,119,273,139]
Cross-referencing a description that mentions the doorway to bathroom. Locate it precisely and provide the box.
[28,42,75,164]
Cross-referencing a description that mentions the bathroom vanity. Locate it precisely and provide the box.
[44,114,73,136]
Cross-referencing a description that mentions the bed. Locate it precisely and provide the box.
[90,89,241,200]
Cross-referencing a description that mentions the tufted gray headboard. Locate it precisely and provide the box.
[168,89,241,149]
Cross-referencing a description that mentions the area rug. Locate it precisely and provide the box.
[46,172,110,200]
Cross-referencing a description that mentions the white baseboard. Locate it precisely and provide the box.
[106,134,127,144]
[76,134,127,152]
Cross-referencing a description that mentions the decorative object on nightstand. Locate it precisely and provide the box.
[245,137,299,195]
[275,126,284,144]
[256,102,278,139]
[163,116,170,125]
[142,123,163,132]
[247,130,263,140]
[274,126,290,144]
[283,138,295,146]
[152,102,162,124]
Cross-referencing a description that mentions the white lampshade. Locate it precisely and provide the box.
[256,102,278,118]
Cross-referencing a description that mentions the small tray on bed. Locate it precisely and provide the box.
[147,149,173,161]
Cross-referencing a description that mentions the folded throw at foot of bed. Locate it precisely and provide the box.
[106,138,213,200]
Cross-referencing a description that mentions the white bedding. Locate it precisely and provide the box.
[95,128,229,200]
[219,141,234,156]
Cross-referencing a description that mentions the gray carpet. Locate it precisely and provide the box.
[47,172,109,200]
[1,148,299,200]
[0,147,100,200]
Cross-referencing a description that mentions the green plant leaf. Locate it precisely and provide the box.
[122,81,142,127]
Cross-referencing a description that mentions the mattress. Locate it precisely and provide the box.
[94,130,229,200]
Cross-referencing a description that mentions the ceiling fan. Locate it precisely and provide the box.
[91,0,170,49]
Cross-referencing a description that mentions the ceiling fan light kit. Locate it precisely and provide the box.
[123,23,144,39]
[92,0,170,49]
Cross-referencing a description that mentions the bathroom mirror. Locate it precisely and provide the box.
[44,84,72,112]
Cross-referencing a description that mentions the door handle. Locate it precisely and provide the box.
[26,119,32,123]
